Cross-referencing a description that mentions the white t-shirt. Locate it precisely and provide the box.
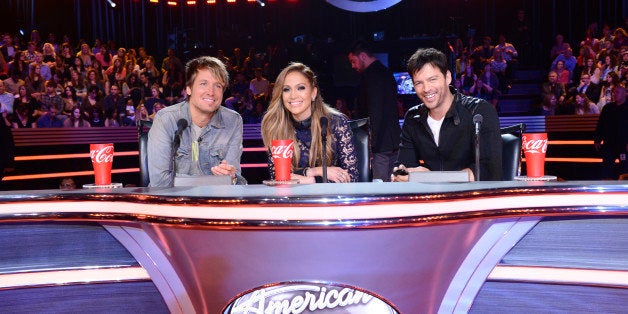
[427,114,444,147]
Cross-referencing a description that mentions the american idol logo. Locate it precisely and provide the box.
[223,281,399,314]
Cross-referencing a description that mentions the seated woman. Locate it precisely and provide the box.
[63,105,91,128]
[261,62,358,183]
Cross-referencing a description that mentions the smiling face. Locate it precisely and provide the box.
[281,71,317,121]
[411,63,453,118]
[186,68,224,119]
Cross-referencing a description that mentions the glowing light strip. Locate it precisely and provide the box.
[2,168,139,181]
[15,151,138,161]
[0,193,625,222]
[0,267,150,289]
[488,265,628,287]
[549,140,593,145]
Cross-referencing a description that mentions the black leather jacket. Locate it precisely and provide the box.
[396,87,502,181]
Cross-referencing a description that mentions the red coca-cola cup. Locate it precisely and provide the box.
[522,133,548,178]
[90,143,114,185]
[271,139,294,181]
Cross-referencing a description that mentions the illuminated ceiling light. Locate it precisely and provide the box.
[186,0,196,4]
[206,0,216,3]
[106,0,116,8]
[226,0,236,3]
[149,0,159,3]
[167,0,177,5]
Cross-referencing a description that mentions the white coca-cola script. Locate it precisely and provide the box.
[271,142,294,159]
[91,146,114,163]
[522,136,548,154]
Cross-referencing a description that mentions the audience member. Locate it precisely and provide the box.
[540,94,557,116]
[574,93,599,115]
[63,105,91,127]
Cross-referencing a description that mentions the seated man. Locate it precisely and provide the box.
[147,56,246,187]
[391,48,502,182]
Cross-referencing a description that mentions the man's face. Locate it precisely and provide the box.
[613,87,627,104]
[186,68,224,117]
[348,52,367,73]
[548,72,557,83]
[411,63,452,113]
[581,75,590,85]
[110,85,119,96]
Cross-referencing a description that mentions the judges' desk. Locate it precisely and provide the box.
[0,181,627,313]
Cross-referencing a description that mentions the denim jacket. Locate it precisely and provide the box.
[147,101,245,187]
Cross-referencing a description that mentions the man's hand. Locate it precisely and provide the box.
[391,164,430,182]
[211,160,236,178]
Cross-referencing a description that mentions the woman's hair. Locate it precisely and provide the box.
[261,62,342,169]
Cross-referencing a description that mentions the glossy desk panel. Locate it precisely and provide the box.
[0,181,626,313]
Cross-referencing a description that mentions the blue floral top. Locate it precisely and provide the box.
[267,114,359,182]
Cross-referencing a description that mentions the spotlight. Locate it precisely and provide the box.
[106,0,116,8]
[256,0,266,6]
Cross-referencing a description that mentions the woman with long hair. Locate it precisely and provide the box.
[574,93,599,115]
[61,85,80,116]
[597,71,621,111]
[63,105,91,128]
[261,62,358,183]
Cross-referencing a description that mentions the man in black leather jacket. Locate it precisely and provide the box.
[392,48,502,181]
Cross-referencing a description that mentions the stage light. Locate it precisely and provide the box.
[255,0,266,6]
[167,0,177,5]
[106,0,116,8]
[226,0,236,3]
[149,0,159,3]
[186,0,196,4]
[206,0,216,3]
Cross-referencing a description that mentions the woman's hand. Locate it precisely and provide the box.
[306,166,351,183]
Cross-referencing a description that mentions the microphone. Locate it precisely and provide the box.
[174,119,188,147]
[320,116,328,183]
[172,119,188,172]
[473,114,483,181]
[473,114,483,135]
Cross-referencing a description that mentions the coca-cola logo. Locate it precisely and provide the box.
[272,142,294,159]
[90,145,114,163]
[223,281,399,314]
[522,136,548,154]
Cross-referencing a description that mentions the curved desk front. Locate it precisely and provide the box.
[0,181,627,313]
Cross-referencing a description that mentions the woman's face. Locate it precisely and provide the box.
[65,88,72,96]
[73,109,80,118]
[576,95,584,104]
[281,71,317,121]
[71,71,79,80]
[19,86,27,96]
[556,61,564,69]
[74,58,82,66]
[586,58,594,67]
[88,71,96,80]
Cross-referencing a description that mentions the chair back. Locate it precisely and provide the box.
[500,123,525,180]
[349,118,371,182]
[138,120,152,187]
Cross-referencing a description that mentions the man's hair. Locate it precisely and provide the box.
[407,48,448,77]
[348,40,374,57]
[185,56,229,90]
